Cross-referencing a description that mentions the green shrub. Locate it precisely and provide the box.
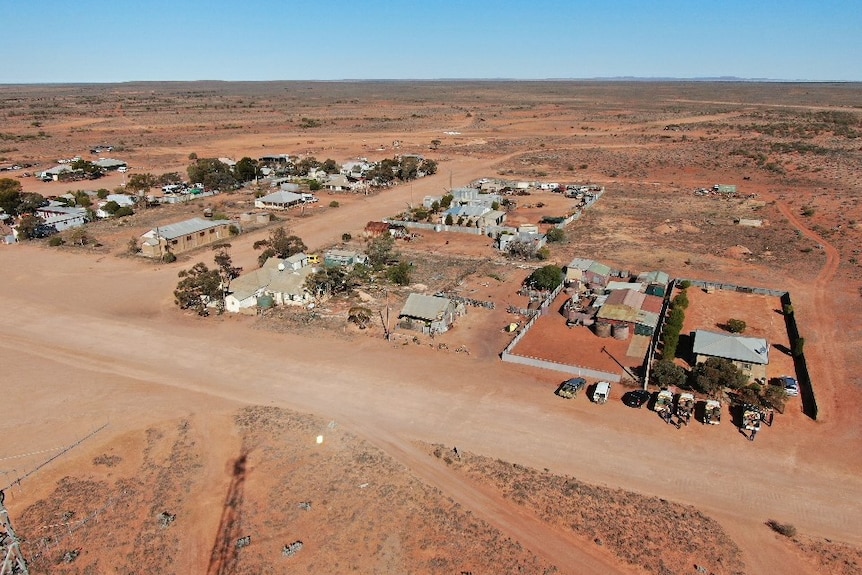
[329,200,340,208]
[726,319,746,333]
[48,236,64,246]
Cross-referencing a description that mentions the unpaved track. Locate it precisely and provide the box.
[2,153,860,573]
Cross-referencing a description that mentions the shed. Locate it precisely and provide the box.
[398,294,465,334]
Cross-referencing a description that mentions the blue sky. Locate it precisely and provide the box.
[2,0,860,83]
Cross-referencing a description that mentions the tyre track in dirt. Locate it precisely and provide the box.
[762,191,842,421]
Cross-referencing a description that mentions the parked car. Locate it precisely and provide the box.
[781,376,799,397]
[556,377,586,399]
[592,381,611,404]
[622,389,651,408]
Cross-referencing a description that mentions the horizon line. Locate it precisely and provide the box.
[2,76,861,86]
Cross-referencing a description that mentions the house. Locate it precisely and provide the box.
[36,204,88,232]
[444,205,490,226]
[398,293,465,334]
[341,159,375,179]
[225,256,315,313]
[637,270,671,297]
[324,249,367,267]
[93,158,127,171]
[565,258,612,288]
[596,289,663,336]
[38,165,74,181]
[478,209,506,227]
[498,231,547,253]
[140,217,234,258]
[324,174,350,191]
[254,191,304,210]
[691,330,769,382]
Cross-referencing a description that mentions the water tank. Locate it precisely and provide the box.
[257,295,274,309]
[240,212,254,222]
[612,323,630,340]
[277,262,285,271]
[595,322,611,338]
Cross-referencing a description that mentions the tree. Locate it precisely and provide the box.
[691,357,747,396]
[157,172,183,187]
[296,156,321,176]
[366,234,396,269]
[0,178,23,214]
[793,337,805,357]
[127,173,158,200]
[233,157,259,183]
[726,318,747,333]
[651,360,686,388]
[387,261,412,286]
[419,159,437,175]
[440,193,454,208]
[445,213,454,226]
[430,139,441,150]
[15,213,45,240]
[546,228,565,243]
[174,262,222,316]
[253,227,307,266]
[96,188,110,199]
[70,159,103,179]
[308,179,322,191]
[526,265,564,291]
[102,200,121,215]
[187,158,237,191]
[321,158,340,174]
[114,206,134,217]
[348,306,372,329]
[342,232,352,242]
[304,267,350,298]
[214,247,241,297]
[673,290,689,309]
[763,383,788,412]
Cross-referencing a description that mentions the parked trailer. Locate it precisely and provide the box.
[655,389,674,424]
[702,399,721,425]
[675,392,695,427]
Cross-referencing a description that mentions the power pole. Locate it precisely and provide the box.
[0,490,29,575]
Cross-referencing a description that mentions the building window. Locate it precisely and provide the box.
[186,235,192,241]
[171,239,178,245]
[199,232,205,237]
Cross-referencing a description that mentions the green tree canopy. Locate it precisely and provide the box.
[726,318,747,333]
[127,173,158,197]
[651,360,687,388]
[174,262,222,316]
[252,227,307,266]
[526,265,564,291]
[233,157,259,183]
[366,234,396,269]
[187,158,237,191]
[691,357,748,396]
[546,228,565,243]
[387,261,412,286]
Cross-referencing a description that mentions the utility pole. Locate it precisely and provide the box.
[0,491,30,575]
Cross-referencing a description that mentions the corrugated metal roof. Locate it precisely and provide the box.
[692,330,769,365]
[606,281,642,292]
[640,294,664,314]
[399,294,452,322]
[588,261,612,277]
[567,257,595,271]
[606,289,646,309]
[94,158,127,168]
[637,270,670,286]
[149,218,228,240]
[259,191,302,204]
